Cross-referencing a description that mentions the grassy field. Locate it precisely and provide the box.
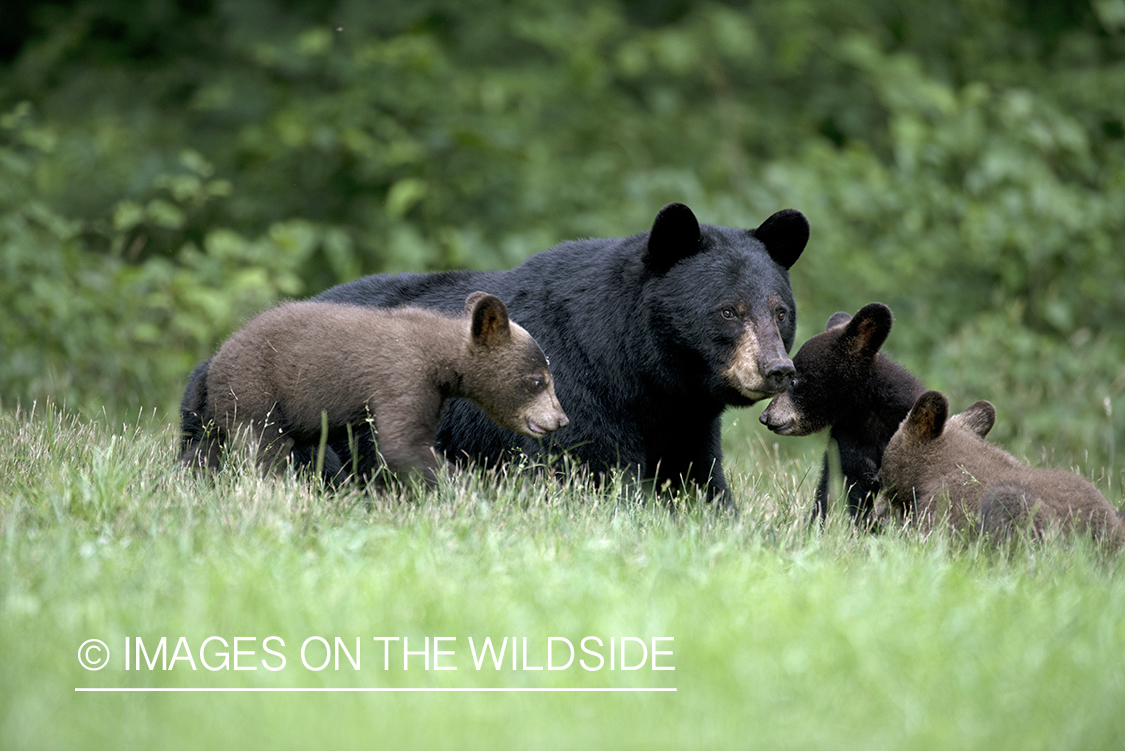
[2,402,1124,750]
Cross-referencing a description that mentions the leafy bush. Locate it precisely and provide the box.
[0,103,337,413]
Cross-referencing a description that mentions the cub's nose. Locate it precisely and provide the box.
[763,359,796,393]
[758,404,789,432]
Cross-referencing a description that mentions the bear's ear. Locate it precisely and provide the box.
[825,311,852,331]
[904,390,948,441]
[469,292,511,347]
[643,203,702,274]
[839,302,893,358]
[464,291,490,314]
[752,209,809,270]
[950,400,996,438]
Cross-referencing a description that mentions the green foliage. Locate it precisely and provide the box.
[0,103,328,413]
[1,0,1123,466]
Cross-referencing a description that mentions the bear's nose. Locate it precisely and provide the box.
[758,406,791,433]
[764,359,796,392]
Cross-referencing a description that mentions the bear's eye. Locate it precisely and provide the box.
[777,309,787,323]
[721,308,736,320]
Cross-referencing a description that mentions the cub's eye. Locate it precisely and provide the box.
[777,309,787,322]
[721,308,735,320]
[527,377,544,391]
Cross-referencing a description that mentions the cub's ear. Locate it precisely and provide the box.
[752,208,809,270]
[840,302,893,358]
[825,311,852,331]
[643,203,702,274]
[464,291,490,314]
[905,390,948,441]
[469,292,511,347]
[950,400,996,438]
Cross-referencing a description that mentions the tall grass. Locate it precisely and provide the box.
[2,403,1123,750]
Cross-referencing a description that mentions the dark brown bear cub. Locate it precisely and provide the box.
[759,303,926,526]
[182,292,569,484]
[877,390,1124,550]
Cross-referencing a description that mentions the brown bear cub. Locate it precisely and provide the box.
[877,390,1125,550]
[182,292,569,485]
[759,303,926,526]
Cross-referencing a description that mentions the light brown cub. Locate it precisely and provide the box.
[878,390,1124,550]
[184,292,568,484]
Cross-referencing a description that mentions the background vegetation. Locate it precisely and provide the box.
[3,3,1125,746]
[1,0,1123,474]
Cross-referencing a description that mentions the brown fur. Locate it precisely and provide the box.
[722,293,796,401]
[877,390,1124,550]
[183,292,568,484]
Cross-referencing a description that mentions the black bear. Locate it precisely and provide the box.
[758,303,926,525]
[182,292,568,485]
[181,203,810,506]
[877,390,1125,550]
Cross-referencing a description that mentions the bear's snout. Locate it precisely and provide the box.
[724,327,797,401]
[759,404,791,433]
[759,393,802,435]
[763,359,796,393]
[527,410,568,438]
[523,390,569,438]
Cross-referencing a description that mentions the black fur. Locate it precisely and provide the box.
[759,303,924,525]
[180,203,809,505]
[179,359,210,457]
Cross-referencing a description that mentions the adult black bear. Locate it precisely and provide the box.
[180,203,809,506]
[183,293,567,485]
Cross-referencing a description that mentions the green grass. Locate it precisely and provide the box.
[2,403,1124,750]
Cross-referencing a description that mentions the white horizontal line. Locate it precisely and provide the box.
[76,687,676,693]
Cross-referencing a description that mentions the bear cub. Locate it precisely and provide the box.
[759,303,925,526]
[181,292,569,485]
[877,390,1125,550]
